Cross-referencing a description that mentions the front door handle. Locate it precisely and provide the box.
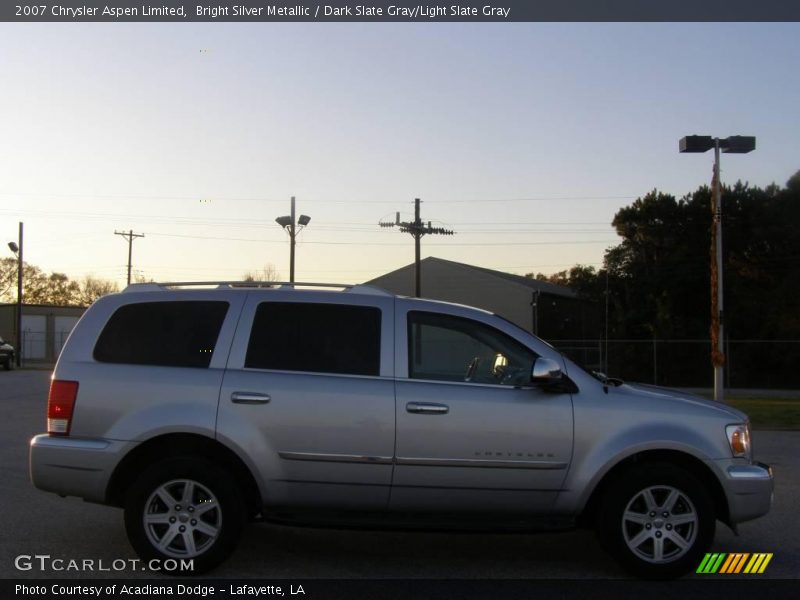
[231,392,271,405]
[406,402,449,415]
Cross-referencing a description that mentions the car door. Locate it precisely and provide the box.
[390,303,574,513]
[217,291,395,510]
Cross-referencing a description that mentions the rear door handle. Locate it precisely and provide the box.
[231,392,271,405]
[406,402,449,415]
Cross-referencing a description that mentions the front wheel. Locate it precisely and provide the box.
[597,463,715,579]
[124,458,245,574]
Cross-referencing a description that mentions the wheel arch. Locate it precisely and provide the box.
[577,449,730,528]
[106,433,262,519]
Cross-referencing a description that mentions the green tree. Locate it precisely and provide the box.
[603,175,800,342]
[0,258,118,306]
[242,264,280,282]
[0,257,18,301]
[527,265,603,301]
[539,170,800,386]
[76,276,119,306]
[5,262,53,305]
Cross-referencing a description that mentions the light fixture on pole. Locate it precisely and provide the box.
[275,196,311,283]
[7,222,23,367]
[679,135,755,402]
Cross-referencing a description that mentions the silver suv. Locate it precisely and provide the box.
[30,282,773,578]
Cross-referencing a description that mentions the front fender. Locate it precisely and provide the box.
[555,422,723,515]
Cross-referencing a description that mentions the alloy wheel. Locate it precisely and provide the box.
[621,485,698,564]
[142,479,222,558]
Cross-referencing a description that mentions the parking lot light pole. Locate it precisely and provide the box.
[7,222,23,367]
[275,197,311,283]
[679,135,755,402]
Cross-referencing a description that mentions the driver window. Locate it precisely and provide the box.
[408,311,536,386]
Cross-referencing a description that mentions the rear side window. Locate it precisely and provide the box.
[245,302,381,376]
[94,301,229,368]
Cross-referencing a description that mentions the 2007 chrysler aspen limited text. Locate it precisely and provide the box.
[30,281,773,578]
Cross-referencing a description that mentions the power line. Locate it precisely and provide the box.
[123,260,610,274]
[0,205,615,227]
[0,191,639,204]
[429,195,638,204]
[145,231,616,246]
[147,233,616,247]
[0,209,617,232]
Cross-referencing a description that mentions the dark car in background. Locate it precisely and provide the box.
[0,337,15,370]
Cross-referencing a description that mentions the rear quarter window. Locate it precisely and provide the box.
[245,302,381,376]
[93,301,229,368]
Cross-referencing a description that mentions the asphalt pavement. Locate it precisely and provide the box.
[1,369,797,579]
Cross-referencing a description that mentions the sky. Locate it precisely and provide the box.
[1,22,799,289]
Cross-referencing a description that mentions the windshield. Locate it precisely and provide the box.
[490,312,557,353]
[490,311,623,385]
[564,354,624,385]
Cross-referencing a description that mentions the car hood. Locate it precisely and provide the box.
[615,382,749,422]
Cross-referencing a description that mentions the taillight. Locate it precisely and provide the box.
[48,380,79,435]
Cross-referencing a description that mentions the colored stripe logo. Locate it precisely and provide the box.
[697,553,773,574]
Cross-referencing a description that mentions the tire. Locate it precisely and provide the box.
[124,457,246,575]
[3,356,12,370]
[596,462,715,579]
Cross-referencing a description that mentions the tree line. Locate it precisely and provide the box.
[0,258,284,307]
[0,258,120,307]
[530,170,800,387]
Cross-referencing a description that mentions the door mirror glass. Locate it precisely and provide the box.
[531,357,562,383]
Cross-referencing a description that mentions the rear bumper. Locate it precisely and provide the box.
[29,434,134,504]
[722,461,774,524]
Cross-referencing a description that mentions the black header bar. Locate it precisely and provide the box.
[5,579,800,600]
[3,1,800,22]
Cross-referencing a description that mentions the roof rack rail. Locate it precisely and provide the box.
[121,281,392,296]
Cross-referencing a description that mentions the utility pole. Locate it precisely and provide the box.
[7,223,23,366]
[114,230,145,286]
[379,198,454,297]
[16,222,22,366]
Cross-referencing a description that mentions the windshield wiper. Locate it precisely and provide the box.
[591,371,624,386]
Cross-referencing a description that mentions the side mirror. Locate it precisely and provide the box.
[531,357,562,383]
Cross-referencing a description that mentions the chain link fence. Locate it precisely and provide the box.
[18,330,71,365]
[16,329,800,388]
[549,339,800,389]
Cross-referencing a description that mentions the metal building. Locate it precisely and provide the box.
[366,257,599,342]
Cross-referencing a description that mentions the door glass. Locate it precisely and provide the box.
[408,311,536,386]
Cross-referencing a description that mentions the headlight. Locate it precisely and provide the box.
[726,423,751,459]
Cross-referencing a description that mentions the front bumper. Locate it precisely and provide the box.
[29,434,135,504]
[723,461,774,524]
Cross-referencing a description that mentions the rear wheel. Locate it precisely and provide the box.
[597,463,715,579]
[3,355,12,370]
[124,457,245,574]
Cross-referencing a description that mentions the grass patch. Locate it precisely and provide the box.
[725,397,800,430]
